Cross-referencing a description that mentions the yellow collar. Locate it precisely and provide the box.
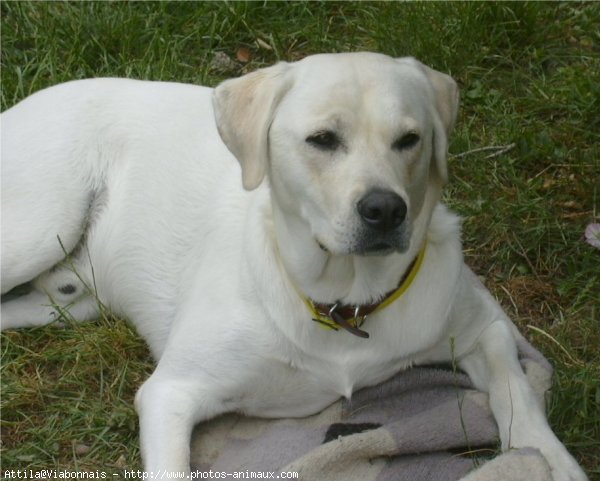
[301,243,427,338]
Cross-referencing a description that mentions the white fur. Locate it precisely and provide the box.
[0,52,586,480]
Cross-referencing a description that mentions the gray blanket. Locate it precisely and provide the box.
[190,335,554,481]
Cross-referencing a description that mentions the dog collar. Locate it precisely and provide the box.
[301,243,427,339]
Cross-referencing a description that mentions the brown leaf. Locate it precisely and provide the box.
[74,443,91,455]
[115,454,127,469]
[236,47,252,63]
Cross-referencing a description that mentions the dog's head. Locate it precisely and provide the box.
[213,52,459,256]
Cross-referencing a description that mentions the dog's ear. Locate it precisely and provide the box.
[212,63,293,190]
[409,60,460,184]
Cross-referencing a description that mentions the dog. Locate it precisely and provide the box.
[0,52,587,480]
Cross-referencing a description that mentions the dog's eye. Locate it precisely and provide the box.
[392,132,420,151]
[306,131,340,151]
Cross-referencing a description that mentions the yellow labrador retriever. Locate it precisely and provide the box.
[0,52,587,480]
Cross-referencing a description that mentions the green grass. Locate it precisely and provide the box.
[1,1,599,478]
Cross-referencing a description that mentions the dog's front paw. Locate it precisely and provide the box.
[507,430,587,481]
[541,443,588,481]
[549,458,588,481]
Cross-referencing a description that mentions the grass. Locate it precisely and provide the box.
[1,1,599,478]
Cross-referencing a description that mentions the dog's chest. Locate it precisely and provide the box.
[238,339,413,418]
[313,354,412,400]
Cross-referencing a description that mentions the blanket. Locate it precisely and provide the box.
[190,334,554,481]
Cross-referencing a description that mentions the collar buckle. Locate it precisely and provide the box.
[329,308,370,339]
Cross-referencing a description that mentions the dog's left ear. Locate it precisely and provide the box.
[212,63,293,190]
[410,60,460,184]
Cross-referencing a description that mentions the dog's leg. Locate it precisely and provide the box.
[460,320,588,481]
[135,370,225,475]
[0,188,93,295]
[1,95,99,295]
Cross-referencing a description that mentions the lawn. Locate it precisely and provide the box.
[1,2,599,479]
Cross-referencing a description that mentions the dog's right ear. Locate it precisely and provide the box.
[212,63,293,191]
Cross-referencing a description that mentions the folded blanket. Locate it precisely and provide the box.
[190,333,554,481]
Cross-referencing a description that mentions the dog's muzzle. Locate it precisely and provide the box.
[355,190,408,254]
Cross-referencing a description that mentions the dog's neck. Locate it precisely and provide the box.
[269,201,432,306]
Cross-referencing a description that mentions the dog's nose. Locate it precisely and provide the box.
[357,190,407,231]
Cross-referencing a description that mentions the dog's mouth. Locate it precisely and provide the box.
[352,240,402,257]
[360,243,397,256]
[316,239,402,257]
[357,224,411,256]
